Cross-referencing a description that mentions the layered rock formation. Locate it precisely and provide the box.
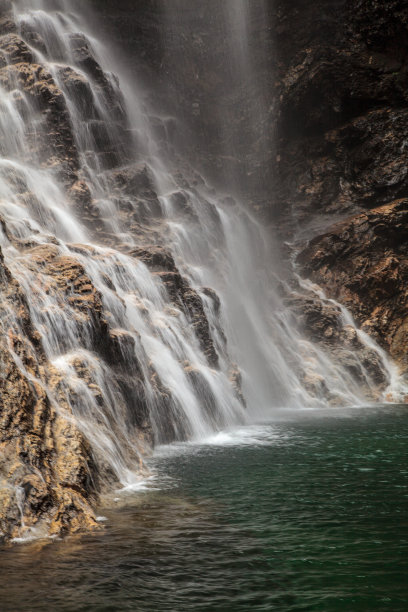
[0,246,99,540]
[281,278,390,403]
[0,0,239,542]
[297,199,408,373]
[0,0,99,541]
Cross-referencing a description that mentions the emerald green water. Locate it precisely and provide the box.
[1,406,408,611]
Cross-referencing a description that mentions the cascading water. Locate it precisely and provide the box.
[0,0,406,539]
[154,0,407,412]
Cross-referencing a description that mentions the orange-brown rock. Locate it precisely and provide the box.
[0,33,33,64]
[297,198,408,372]
[0,249,98,542]
[0,61,79,180]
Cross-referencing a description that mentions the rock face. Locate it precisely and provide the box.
[282,279,390,402]
[274,0,408,371]
[297,199,408,372]
[0,1,238,542]
[0,248,98,541]
[1,0,407,542]
[275,0,408,223]
[87,0,275,206]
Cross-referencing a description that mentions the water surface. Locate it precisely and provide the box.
[1,406,408,611]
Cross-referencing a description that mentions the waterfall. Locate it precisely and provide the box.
[159,0,273,197]
[0,0,406,539]
[1,0,244,489]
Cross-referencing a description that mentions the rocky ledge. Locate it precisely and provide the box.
[0,247,99,541]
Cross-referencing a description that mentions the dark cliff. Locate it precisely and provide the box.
[275,0,408,228]
[274,0,408,371]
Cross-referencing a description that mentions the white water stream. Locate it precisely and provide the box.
[0,0,405,494]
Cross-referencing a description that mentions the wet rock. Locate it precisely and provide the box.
[19,22,47,55]
[273,0,408,235]
[0,62,80,179]
[0,251,98,541]
[297,198,408,372]
[69,33,106,84]
[0,33,33,64]
[0,3,238,544]
[68,179,93,210]
[229,364,246,407]
[266,0,408,393]
[284,282,389,395]
[202,287,221,315]
[107,328,138,369]
[0,0,12,17]
[69,33,128,124]
[185,365,220,424]
[302,372,330,399]
[0,0,15,37]
[110,164,158,200]
[57,66,96,120]
[131,245,177,272]
[169,190,199,222]
[128,244,219,367]
[157,269,220,368]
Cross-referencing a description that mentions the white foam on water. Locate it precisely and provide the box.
[152,423,291,461]
[118,475,159,493]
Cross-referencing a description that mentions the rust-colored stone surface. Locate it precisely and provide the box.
[0,248,98,541]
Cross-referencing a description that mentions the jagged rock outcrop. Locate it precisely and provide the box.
[282,280,389,401]
[0,248,98,541]
[275,0,408,225]
[0,1,236,542]
[297,198,408,373]
[134,246,219,368]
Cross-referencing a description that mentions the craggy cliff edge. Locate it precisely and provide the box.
[275,0,408,372]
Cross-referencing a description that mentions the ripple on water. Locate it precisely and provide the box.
[0,407,408,611]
